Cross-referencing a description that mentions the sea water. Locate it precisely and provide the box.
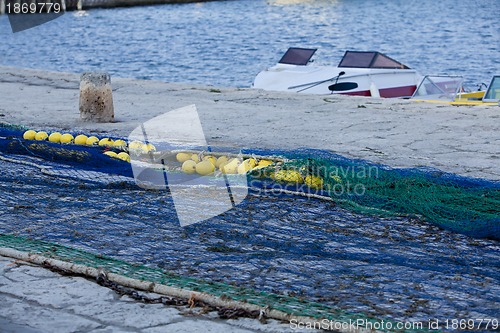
[0,0,498,89]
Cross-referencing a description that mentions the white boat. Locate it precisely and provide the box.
[253,48,422,98]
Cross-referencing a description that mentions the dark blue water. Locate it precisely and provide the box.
[0,0,498,89]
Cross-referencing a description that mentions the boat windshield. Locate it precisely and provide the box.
[483,76,500,102]
[411,75,464,100]
[278,48,317,66]
[338,51,410,69]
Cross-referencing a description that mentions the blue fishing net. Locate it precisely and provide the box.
[1,123,499,331]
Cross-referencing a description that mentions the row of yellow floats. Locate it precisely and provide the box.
[22,129,156,163]
[21,130,326,190]
[175,152,325,189]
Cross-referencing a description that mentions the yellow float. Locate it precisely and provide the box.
[117,152,131,162]
[23,130,36,140]
[196,160,215,175]
[35,131,48,141]
[99,138,114,147]
[176,152,191,163]
[48,132,62,143]
[274,170,303,183]
[222,158,240,174]
[182,160,197,174]
[60,133,74,144]
[304,175,323,189]
[74,134,88,145]
[104,151,118,158]
[86,136,99,145]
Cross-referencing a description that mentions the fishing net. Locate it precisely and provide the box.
[256,151,500,240]
[1,123,499,332]
[2,123,499,241]
[0,124,133,179]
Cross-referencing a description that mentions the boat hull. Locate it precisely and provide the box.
[253,64,421,98]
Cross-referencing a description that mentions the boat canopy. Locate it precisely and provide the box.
[338,51,410,69]
[278,48,317,66]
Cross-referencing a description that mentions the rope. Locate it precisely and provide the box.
[0,245,390,333]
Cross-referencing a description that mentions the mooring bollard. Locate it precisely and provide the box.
[79,72,114,123]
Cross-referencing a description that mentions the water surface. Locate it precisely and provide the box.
[0,0,498,89]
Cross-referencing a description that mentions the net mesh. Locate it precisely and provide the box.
[2,122,499,242]
[255,151,500,240]
[0,124,133,178]
[0,233,378,325]
[1,123,499,331]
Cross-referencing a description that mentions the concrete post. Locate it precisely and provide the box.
[79,72,114,123]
